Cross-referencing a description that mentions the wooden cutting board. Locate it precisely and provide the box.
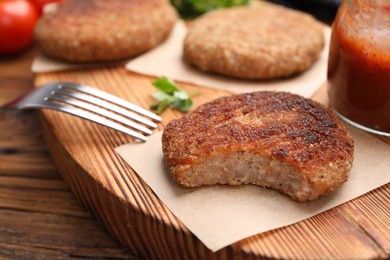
[34,66,390,259]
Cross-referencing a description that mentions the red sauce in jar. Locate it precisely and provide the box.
[328,3,390,133]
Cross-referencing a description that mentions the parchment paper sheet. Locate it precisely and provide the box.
[115,127,390,252]
[31,53,129,73]
[125,21,331,97]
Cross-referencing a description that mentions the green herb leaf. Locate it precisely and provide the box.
[152,76,179,94]
[170,0,250,19]
[178,99,193,112]
[152,91,174,102]
[150,76,199,114]
[155,99,172,114]
[173,90,189,100]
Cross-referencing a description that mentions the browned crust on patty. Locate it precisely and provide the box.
[34,0,177,62]
[183,2,325,79]
[162,91,354,201]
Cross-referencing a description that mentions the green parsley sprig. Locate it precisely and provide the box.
[150,76,199,114]
[170,0,250,19]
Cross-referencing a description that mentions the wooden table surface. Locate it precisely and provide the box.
[0,47,138,259]
[1,46,389,259]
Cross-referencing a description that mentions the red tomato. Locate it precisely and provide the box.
[29,0,61,16]
[0,0,38,55]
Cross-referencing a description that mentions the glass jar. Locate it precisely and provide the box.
[328,0,390,135]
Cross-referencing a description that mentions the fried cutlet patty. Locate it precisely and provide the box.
[183,3,325,79]
[162,92,354,202]
[34,0,177,62]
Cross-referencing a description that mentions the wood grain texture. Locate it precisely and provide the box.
[0,48,137,259]
[0,111,137,259]
[34,66,390,259]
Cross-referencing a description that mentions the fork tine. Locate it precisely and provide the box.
[4,81,160,141]
[57,82,162,122]
[53,89,158,128]
[41,102,148,142]
[47,95,154,136]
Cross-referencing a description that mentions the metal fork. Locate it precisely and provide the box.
[1,81,162,141]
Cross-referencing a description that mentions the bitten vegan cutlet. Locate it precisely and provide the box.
[162,92,354,202]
